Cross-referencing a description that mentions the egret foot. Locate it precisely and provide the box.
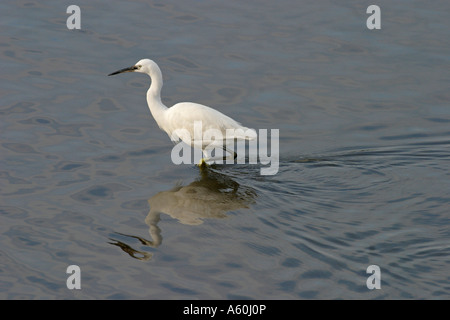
[197,158,209,168]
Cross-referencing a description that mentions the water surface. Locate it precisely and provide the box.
[1,0,449,299]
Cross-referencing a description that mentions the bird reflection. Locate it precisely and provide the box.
[110,168,257,260]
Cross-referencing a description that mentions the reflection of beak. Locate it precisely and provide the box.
[108,65,137,76]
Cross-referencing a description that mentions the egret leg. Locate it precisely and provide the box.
[197,149,211,167]
[223,146,237,161]
[198,147,236,165]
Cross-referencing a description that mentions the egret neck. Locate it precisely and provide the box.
[145,63,167,130]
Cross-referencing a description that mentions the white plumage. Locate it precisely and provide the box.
[109,59,256,164]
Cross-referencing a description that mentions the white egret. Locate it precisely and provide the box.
[108,59,257,166]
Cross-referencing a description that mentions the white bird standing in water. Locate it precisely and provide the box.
[108,59,256,166]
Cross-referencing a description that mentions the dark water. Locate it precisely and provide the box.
[1,0,449,299]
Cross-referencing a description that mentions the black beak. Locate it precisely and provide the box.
[108,65,137,76]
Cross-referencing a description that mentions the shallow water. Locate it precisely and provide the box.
[1,0,450,299]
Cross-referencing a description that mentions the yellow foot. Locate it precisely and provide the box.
[197,158,209,167]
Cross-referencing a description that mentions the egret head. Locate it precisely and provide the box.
[108,59,157,76]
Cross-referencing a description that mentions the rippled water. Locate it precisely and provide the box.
[1,0,449,299]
